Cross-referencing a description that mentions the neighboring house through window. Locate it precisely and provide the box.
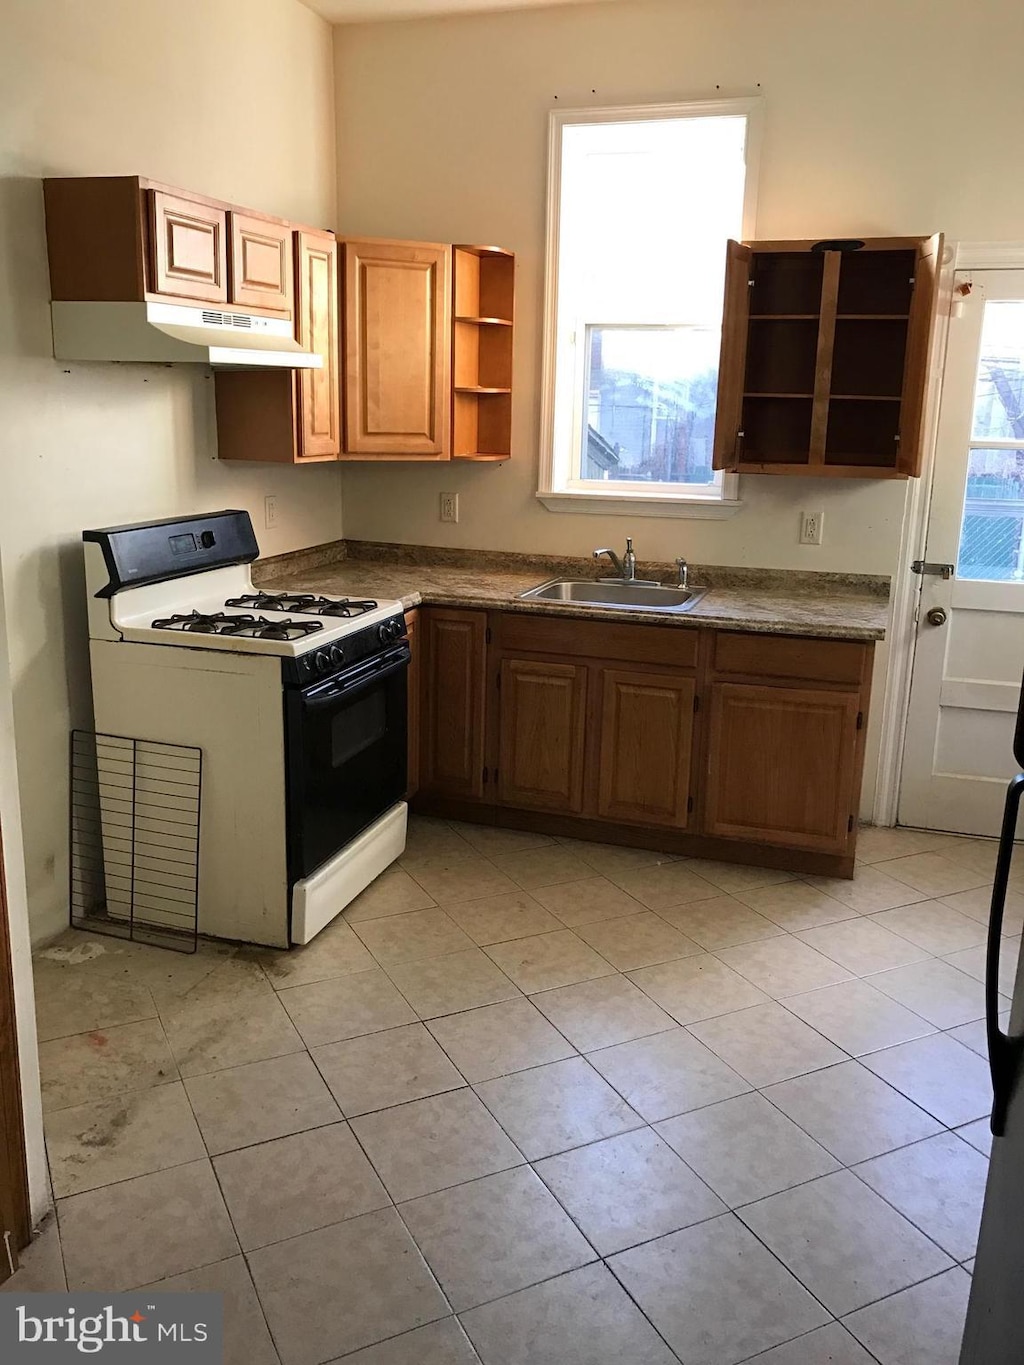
[538,99,761,517]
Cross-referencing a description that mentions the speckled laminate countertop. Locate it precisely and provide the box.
[254,542,890,642]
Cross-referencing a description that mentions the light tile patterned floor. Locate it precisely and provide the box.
[7,819,1008,1365]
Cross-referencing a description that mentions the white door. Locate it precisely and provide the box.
[900,270,1024,835]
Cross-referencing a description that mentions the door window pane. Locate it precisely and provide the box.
[584,326,719,484]
[971,301,1024,440]
[958,447,1024,581]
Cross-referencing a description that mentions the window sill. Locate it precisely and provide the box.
[536,489,743,519]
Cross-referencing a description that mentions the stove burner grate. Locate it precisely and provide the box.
[151,611,324,640]
[224,592,379,618]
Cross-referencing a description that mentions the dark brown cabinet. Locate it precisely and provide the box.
[414,608,873,876]
[0,826,30,1285]
[496,658,588,814]
[713,235,941,478]
[597,668,695,829]
[419,608,488,801]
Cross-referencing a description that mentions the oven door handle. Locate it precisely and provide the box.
[302,644,410,709]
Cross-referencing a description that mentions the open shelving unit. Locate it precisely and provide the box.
[452,244,514,461]
[714,236,941,479]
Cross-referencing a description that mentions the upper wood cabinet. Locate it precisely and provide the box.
[452,245,514,461]
[43,176,297,319]
[712,235,942,479]
[215,229,339,464]
[496,657,588,814]
[342,238,451,460]
[229,212,294,316]
[597,668,696,829]
[419,608,488,801]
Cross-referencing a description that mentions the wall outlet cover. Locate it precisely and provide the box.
[264,495,279,530]
[440,492,459,523]
[800,509,824,545]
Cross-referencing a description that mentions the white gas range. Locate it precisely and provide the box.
[83,510,410,947]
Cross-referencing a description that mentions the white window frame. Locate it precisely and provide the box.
[537,98,762,518]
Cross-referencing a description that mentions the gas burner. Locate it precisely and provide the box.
[152,611,324,640]
[225,592,379,619]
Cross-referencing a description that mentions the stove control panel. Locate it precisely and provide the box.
[283,612,407,686]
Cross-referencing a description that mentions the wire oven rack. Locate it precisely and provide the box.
[69,730,202,954]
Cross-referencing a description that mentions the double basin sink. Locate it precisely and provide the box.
[520,578,706,614]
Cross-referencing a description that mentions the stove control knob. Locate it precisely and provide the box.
[329,644,345,667]
[314,649,330,673]
[378,624,390,645]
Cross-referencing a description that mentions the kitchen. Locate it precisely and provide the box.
[1,0,1023,1361]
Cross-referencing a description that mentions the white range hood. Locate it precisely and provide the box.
[50,299,324,369]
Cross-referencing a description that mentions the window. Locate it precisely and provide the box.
[539,101,760,515]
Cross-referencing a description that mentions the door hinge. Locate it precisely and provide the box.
[911,560,955,580]
[848,814,855,833]
[856,711,863,730]
[485,626,492,644]
[693,694,700,713]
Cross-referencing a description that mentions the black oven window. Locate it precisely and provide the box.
[331,691,387,769]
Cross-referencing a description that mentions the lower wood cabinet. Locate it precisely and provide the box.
[598,668,695,828]
[411,606,874,873]
[418,608,488,801]
[703,682,862,854]
[497,658,587,814]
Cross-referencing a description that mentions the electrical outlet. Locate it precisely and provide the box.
[800,509,824,546]
[440,492,459,524]
[264,495,279,530]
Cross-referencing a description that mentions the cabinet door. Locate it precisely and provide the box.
[0,825,29,1283]
[229,213,294,315]
[406,609,420,800]
[896,233,943,477]
[598,668,695,828]
[420,609,487,801]
[148,190,227,303]
[296,231,340,460]
[712,239,752,472]
[704,682,861,853]
[497,658,587,814]
[342,239,451,459]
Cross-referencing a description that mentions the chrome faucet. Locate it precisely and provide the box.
[675,557,689,588]
[594,538,637,582]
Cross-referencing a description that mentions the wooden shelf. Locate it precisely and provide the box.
[830,394,902,402]
[455,315,513,326]
[453,246,515,461]
[836,313,910,321]
[736,461,908,480]
[748,313,820,321]
[455,385,511,394]
[744,392,814,399]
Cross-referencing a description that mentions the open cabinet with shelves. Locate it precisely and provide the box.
[452,245,515,460]
[713,235,941,479]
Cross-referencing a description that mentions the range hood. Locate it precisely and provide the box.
[50,300,323,369]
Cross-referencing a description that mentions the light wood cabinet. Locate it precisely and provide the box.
[452,245,514,461]
[341,238,451,460]
[713,235,941,479]
[229,212,294,316]
[215,229,340,464]
[415,608,873,876]
[598,668,696,828]
[148,189,228,303]
[496,658,588,814]
[419,608,488,801]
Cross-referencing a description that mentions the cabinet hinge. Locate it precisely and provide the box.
[496,671,502,691]
[693,694,700,714]
[856,711,863,730]
[485,627,492,644]
[848,814,855,833]
[687,795,694,813]
[483,766,489,784]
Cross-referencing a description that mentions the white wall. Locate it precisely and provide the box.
[332,0,1024,570]
[0,0,341,947]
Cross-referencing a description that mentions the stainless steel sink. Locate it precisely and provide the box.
[519,579,706,613]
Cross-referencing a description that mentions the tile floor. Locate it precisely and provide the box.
[7,818,1014,1365]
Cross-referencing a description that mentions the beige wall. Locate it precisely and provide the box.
[332,0,1024,820]
[0,0,340,951]
[333,0,1024,571]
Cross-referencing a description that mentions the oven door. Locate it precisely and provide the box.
[285,642,409,882]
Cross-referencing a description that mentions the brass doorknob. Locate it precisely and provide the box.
[926,607,947,626]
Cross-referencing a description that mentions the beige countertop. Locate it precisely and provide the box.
[255,542,889,642]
